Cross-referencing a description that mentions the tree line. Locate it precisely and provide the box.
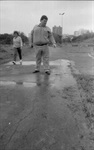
[53,31,94,44]
[63,31,94,43]
[0,31,94,45]
[0,32,29,45]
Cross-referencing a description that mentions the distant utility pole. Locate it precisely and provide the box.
[59,13,65,40]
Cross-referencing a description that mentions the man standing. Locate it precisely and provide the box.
[31,15,56,75]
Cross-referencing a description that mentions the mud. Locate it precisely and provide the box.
[61,73,94,150]
[72,74,94,150]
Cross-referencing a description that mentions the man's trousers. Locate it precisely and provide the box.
[34,45,50,71]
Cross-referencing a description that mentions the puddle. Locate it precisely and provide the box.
[0,81,36,88]
[0,81,16,86]
[2,59,77,89]
[88,53,94,59]
[0,74,46,88]
[6,60,70,66]
[23,82,36,87]
[6,61,35,66]
[50,59,76,89]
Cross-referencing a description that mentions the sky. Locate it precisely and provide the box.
[0,1,94,36]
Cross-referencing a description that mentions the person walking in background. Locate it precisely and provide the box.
[13,31,23,65]
[31,15,56,75]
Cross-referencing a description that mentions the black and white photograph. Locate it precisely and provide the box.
[0,1,94,150]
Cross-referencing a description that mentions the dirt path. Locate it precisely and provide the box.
[0,46,94,150]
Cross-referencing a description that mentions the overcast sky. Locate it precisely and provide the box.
[0,1,94,36]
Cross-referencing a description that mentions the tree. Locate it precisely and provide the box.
[53,33,62,44]
[19,32,28,44]
[0,34,13,44]
[0,32,29,45]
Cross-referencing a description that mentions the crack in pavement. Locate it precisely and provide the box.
[4,109,33,149]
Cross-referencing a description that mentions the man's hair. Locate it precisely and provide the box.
[13,31,19,35]
[40,15,48,21]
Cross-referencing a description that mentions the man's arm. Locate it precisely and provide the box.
[30,25,38,47]
[47,27,56,47]
[48,32,56,45]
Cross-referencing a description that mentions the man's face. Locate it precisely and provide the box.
[41,19,47,26]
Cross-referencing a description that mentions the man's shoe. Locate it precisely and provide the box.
[33,70,40,73]
[12,61,16,65]
[45,71,50,75]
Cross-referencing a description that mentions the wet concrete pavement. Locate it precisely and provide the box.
[0,46,94,150]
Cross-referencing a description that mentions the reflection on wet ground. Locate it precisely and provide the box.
[50,60,76,89]
[0,76,49,88]
[0,81,16,86]
[6,60,71,66]
[0,81,36,87]
[0,59,77,89]
[0,73,50,87]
